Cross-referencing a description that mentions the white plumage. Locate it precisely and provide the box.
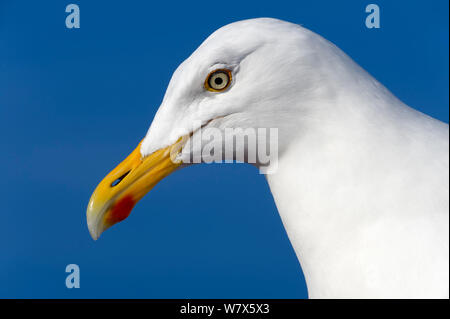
[122,18,450,298]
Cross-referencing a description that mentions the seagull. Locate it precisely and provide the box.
[86,18,449,298]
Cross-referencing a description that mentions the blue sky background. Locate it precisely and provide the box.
[0,0,448,298]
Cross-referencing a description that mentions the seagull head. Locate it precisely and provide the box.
[86,18,348,240]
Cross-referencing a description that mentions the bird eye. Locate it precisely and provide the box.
[205,69,232,92]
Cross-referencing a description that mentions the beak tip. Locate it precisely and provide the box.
[90,233,99,241]
[88,224,100,241]
[87,210,102,241]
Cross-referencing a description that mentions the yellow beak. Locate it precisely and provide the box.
[86,137,187,240]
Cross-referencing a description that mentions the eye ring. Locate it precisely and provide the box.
[205,69,232,92]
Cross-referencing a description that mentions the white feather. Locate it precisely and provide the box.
[141,18,449,298]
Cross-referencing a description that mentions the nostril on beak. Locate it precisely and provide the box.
[111,170,131,187]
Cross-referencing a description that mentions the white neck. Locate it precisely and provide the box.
[264,87,449,298]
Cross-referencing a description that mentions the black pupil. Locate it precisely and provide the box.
[214,76,223,85]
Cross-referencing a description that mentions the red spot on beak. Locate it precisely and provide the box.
[107,195,135,225]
